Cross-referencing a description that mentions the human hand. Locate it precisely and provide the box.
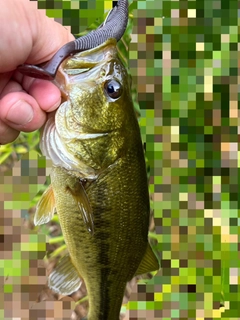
[0,0,74,144]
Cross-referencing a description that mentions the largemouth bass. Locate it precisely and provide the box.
[35,38,159,320]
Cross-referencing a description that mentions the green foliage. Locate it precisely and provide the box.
[0,131,40,166]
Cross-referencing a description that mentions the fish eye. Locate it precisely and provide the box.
[104,80,122,99]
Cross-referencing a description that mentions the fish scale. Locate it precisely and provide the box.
[35,39,159,320]
[51,148,149,319]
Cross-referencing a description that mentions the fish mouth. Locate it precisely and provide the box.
[53,39,122,98]
[58,39,119,75]
[70,38,118,60]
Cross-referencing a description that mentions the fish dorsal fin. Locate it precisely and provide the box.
[135,243,160,276]
[48,254,82,296]
[34,184,56,226]
[66,181,94,235]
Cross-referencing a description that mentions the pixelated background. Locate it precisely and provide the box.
[0,0,239,319]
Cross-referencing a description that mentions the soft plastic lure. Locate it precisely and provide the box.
[17,0,128,80]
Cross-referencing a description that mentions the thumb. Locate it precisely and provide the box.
[0,0,74,73]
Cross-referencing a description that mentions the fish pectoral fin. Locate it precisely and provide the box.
[48,254,82,296]
[135,243,160,276]
[66,181,94,235]
[34,184,56,226]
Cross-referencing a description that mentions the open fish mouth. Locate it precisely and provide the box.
[54,39,121,85]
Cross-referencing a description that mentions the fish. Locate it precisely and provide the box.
[34,38,160,320]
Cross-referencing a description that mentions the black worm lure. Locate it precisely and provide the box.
[17,0,128,80]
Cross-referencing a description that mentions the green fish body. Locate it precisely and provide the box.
[35,39,159,320]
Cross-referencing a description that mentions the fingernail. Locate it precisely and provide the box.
[48,97,61,112]
[6,100,34,125]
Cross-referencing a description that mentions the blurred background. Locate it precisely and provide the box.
[0,0,239,319]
